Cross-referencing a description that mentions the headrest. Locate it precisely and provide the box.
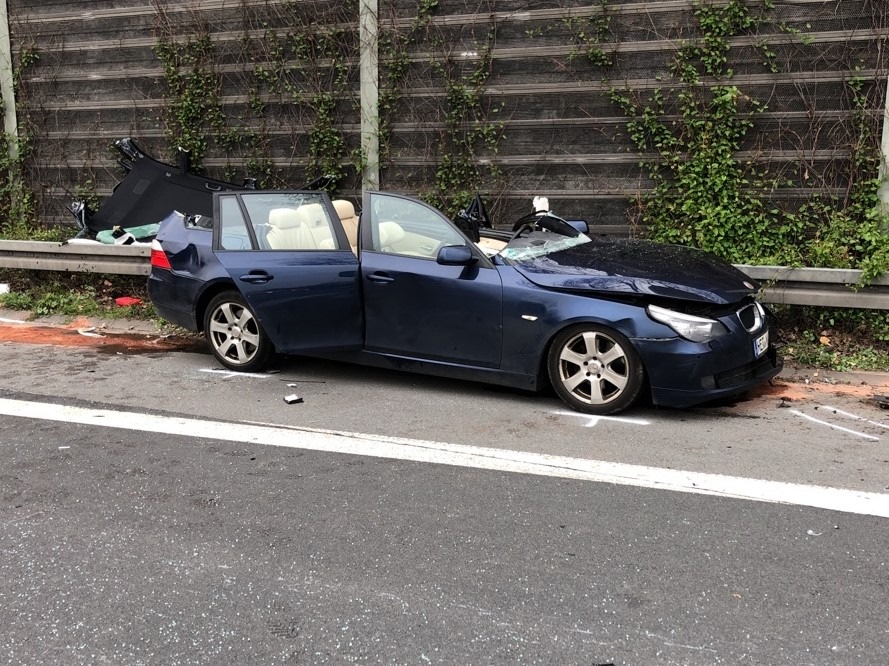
[268,208,301,229]
[378,221,405,247]
[333,199,357,220]
[296,202,327,228]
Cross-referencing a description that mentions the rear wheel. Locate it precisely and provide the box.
[547,324,644,415]
[203,291,273,372]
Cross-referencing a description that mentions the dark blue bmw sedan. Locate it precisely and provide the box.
[148,189,781,414]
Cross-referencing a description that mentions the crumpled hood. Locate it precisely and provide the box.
[511,238,757,305]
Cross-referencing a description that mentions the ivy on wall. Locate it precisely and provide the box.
[378,0,440,162]
[154,31,225,170]
[376,1,505,214]
[0,44,43,239]
[607,0,889,281]
[5,0,884,274]
[252,17,356,186]
[429,26,503,214]
[155,3,359,190]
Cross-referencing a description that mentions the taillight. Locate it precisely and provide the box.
[150,239,172,270]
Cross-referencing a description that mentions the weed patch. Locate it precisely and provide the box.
[0,271,156,321]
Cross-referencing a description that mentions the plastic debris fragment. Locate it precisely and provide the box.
[77,327,105,338]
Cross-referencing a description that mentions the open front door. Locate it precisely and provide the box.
[359,192,503,368]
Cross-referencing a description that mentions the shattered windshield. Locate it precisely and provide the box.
[498,213,593,262]
[500,231,592,261]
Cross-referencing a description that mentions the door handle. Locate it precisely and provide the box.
[367,272,394,284]
[239,271,273,284]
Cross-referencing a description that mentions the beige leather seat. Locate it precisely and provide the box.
[266,208,317,250]
[378,221,405,252]
[333,199,359,254]
[296,203,335,249]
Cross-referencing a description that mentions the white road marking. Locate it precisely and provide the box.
[552,409,650,428]
[789,409,880,442]
[819,405,889,430]
[199,368,274,380]
[2,397,888,518]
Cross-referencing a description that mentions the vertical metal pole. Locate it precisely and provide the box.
[0,0,18,159]
[359,0,379,192]
[880,73,889,213]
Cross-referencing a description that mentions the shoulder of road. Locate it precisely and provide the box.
[0,307,163,336]
[2,307,889,398]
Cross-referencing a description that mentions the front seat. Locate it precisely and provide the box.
[333,199,359,254]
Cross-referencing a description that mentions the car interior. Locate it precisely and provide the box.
[218,192,510,258]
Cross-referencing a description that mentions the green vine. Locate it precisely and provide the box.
[306,92,346,184]
[611,0,889,281]
[565,1,614,68]
[797,75,889,283]
[378,0,440,161]
[0,132,39,238]
[154,33,225,168]
[0,45,41,239]
[250,18,356,189]
[429,26,504,214]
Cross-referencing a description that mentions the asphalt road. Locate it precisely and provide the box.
[1,327,888,664]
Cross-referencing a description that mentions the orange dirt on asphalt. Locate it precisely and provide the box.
[752,377,876,402]
[0,319,204,353]
[1,319,887,405]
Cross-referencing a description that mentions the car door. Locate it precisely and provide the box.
[360,192,503,368]
[212,191,363,354]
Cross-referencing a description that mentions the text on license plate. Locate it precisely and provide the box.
[753,330,769,357]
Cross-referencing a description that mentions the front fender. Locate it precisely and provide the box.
[498,267,671,375]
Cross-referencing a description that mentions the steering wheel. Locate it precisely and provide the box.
[508,222,537,242]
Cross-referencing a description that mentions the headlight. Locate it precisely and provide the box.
[647,304,729,342]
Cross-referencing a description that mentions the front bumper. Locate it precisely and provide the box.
[646,346,782,408]
[634,318,782,408]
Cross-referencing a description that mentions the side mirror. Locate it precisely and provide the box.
[437,244,478,266]
[566,219,589,234]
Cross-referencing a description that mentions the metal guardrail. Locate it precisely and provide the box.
[0,239,150,276]
[737,265,889,310]
[0,241,888,309]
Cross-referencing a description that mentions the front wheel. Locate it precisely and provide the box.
[547,324,644,415]
[203,291,273,372]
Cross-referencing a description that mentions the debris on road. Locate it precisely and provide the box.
[77,327,105,338]
[284,394,304,404]
[871,395,889,409]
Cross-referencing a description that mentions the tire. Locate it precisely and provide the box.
[547,323,645,415]
[203,291,273,372]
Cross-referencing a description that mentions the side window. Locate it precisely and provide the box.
[369,194,467,258]
[218,196,253,250]
[242,193,338,251]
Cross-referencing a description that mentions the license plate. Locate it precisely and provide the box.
[753,330,769,358]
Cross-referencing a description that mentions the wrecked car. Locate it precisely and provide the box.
[147,190,781,414]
